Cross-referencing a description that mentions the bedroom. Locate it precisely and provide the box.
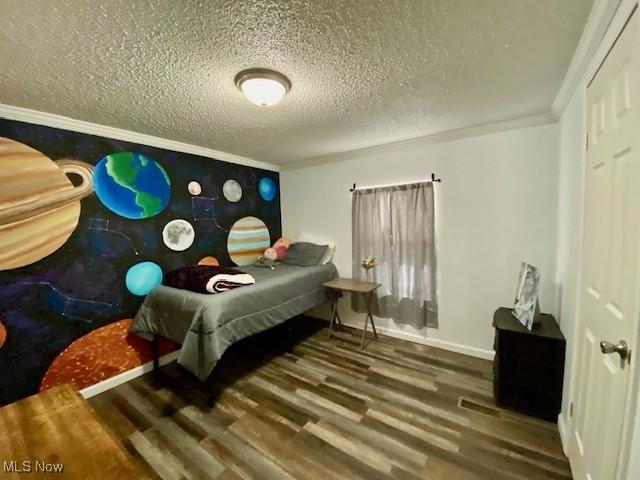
[1,0,639,479]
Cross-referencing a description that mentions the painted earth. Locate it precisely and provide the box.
[93,152,171,219]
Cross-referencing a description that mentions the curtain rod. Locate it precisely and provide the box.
[349,173,441,192]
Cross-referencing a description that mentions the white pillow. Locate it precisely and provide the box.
[297,231,336,265]
[321,245,336,265]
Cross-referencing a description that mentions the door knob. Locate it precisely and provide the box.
[600,340,631,361]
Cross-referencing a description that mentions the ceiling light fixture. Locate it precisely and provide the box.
[235,68,291,106]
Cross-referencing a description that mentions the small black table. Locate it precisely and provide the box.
[493,307,566,421]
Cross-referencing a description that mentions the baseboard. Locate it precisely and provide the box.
[339,319,495,361]
[79,351,179,399]
[558,412,570,455]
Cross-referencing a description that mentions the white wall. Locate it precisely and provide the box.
[281,123,559,356]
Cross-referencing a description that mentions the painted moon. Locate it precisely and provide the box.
[188,181,202,196]
[227,216,271,266]
[162,219,195,251]
[0,137,94,271]
[222,179,243,202]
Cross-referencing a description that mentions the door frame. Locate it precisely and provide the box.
[565,1,640,477]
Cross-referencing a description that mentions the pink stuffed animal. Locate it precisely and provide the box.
[263,248,278,261]
[273,237,291,249]
[263,236,291,261]
[274,245,287,259]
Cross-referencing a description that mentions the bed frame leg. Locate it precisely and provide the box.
[286,322,295,353]
[205,375,215,407]
[151,336,160,372]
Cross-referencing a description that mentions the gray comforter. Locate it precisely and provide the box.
[130,263,338,380]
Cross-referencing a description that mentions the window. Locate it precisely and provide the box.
[352,182,438,328]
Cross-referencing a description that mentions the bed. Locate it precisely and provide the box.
[129,262,338,383]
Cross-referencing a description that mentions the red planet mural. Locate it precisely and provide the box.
[0,321,6,349]
[40,319,176,392]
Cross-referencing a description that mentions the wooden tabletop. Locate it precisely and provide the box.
[0,384,148,479]
[323,277,381,293]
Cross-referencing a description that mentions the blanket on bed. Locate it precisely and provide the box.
[163,265,255,293]
[131,263,338,380]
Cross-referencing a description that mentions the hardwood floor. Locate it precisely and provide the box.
[0,384,146,479]
[89,317,572,479]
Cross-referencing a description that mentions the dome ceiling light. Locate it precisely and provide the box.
[234,68,291,106]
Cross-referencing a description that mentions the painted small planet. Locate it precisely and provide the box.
[0,321,6,349]
[162,219,195,251]
[188,181,202,196]
[93,151,171,220]
[0,137,94,271]
[40,319,176,392]
[198,256,220,266]
[258,177,277,201]
[125,261,163,296]
[227,216,271,266]
[223,179,243,202]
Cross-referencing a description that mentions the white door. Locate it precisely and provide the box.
[569,8,640,480]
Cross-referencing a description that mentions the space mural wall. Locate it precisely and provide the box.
[0,118,281,405]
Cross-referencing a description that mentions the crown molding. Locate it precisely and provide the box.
[281,111,557,171]
[0,103,280,172]
[551,0,623,117]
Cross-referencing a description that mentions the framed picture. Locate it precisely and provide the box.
[513,262,540,330]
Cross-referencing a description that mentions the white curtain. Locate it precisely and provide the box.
[352,182,438,329]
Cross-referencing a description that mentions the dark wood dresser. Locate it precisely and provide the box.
[493,307,566,421]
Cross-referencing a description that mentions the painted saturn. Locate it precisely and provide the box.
[0,137,95,271]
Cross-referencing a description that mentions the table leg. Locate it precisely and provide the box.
[368,311,378,339]
[360,291,373,349]
[361,291,379,349]
[328,299,338,339]
[360,314,368,349]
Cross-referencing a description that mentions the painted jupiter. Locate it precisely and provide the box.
[227,216,271,266]
[0,137,94,270]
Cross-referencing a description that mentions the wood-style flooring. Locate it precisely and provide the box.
[89,317,572,480]
[1,384,145,479]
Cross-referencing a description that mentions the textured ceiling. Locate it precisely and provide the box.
[0,0,593,164]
